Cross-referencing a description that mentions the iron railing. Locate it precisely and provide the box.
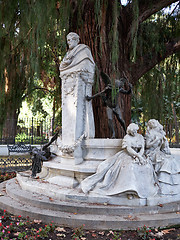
[0,117,52,145]
[0,118,179,146]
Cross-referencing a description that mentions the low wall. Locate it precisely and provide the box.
[0,145,41,156]
[170,148,180,160]
[0,145,9,156]
[0,144,179,160]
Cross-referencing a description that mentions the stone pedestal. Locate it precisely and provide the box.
[59,38,95,165]
[60,71,95,165]
[16,146,180,208]
[39,139,123,188]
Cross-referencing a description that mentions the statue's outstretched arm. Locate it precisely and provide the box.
[42,131,59,150]
[86,85,110,101]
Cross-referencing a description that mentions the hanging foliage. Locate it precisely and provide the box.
[0,0,179,139]
[131,2,180,129]
[132,56,179,127]
[0,0,65,136]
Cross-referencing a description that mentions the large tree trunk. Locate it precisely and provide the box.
[70,1,132,138]
[1,49,26,143]
[2,108,19,144]
[68,0,180,138]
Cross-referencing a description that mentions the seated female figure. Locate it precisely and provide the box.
[145,119,180,195]
[81,123,158,199]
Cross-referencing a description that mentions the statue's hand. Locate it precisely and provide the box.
[106,84,112,90]
[86,95,92,101]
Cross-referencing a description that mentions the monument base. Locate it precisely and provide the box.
[39,138,123,188]
[17,172,180,207]
[16,139,180,207]
[2,177,180,230]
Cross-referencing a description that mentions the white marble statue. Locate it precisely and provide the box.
[81,123,158,198]
[145,119,180,195]
[59,32,95,164]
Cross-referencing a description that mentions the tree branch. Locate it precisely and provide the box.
[138,0,178,23]
[166,2,180,19]
[131,38,180,84]
[11,28,32,53]
[124,0,178,47]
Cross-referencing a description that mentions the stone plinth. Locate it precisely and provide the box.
[39,139,122,188]
[15,145,180,208]
[2,177,180,230]
[83,138,122,160]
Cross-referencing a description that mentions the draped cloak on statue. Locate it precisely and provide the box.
[60,44,95,149]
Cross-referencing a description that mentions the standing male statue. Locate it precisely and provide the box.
[60,32,95,164]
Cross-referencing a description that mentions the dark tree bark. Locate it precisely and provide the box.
[2,110,19,144]
[68,0,180,138]
[1,0,179,140]
[1,50,27,143]
[131,39,180,84]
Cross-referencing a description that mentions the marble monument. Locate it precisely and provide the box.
[17,33,180,208]
[59,32,95,164]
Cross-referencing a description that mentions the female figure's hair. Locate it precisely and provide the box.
[127,123,139,135]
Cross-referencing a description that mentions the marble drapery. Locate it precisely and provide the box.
[60,34,95,164]
[81,123,158,198]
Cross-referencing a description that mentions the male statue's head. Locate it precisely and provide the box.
[66,32,80,50]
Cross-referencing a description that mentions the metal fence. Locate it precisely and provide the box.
[163,122,179,147]
[0,117,52,145]
[0,118,179,146]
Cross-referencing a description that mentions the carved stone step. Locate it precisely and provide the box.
[6,178,180,215]
[0,178,179,230]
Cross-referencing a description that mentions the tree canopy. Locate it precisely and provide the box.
[0,0,179,139]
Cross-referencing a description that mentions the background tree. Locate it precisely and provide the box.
[0,0,179,141]
[132,55,179,143]
[0,0,62,142]
[64,0,180,138]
